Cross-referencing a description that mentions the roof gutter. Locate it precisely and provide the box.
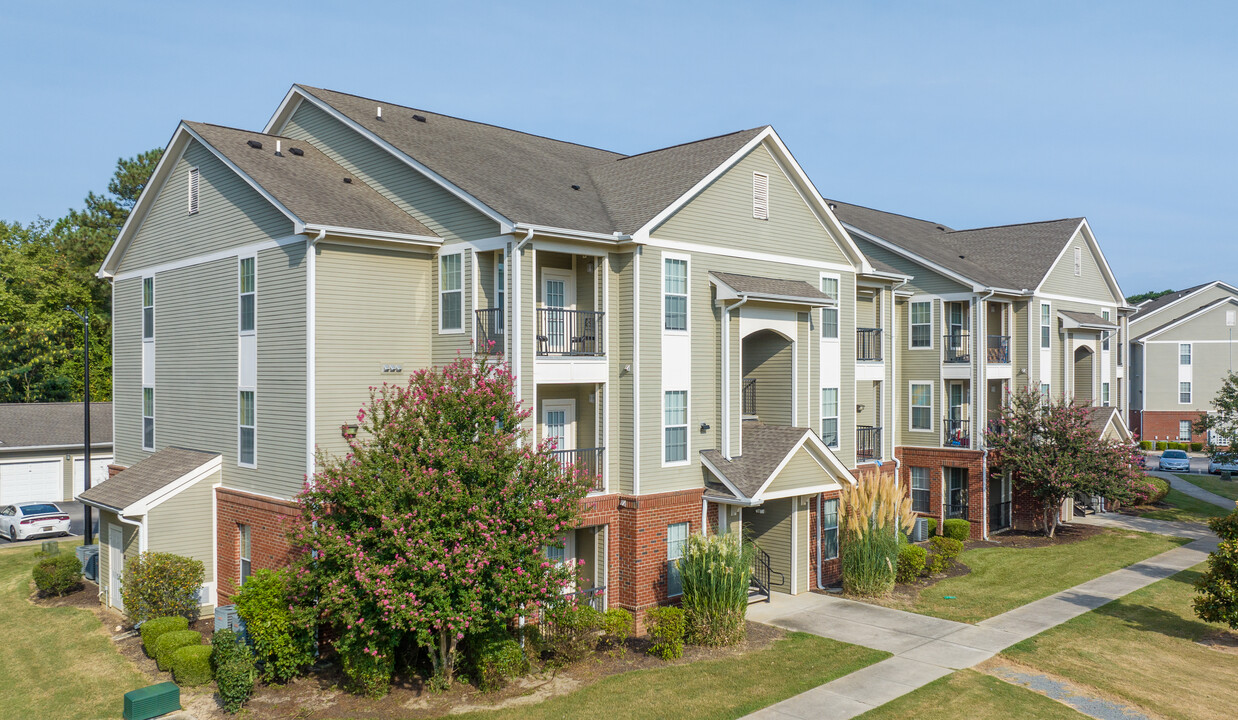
[112,509,147,553]
[511,223,630,245]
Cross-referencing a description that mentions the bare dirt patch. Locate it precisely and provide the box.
[1197,630,1238,656]
[977,523,1104,549]
[29,578,100,610]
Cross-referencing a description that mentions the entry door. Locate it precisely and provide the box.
[542,269,576,350]
[948,383,966,420]
[108,524,124,610]
[542,400,576,453]
[946,468,968,519]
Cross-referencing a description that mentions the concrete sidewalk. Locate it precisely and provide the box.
[1147,469,1236,511]
[745,516,1217,720]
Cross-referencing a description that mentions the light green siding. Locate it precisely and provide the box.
[1141,301,1238,412]
[611,252,635,494]
[765,449,832,495]
[118,140,294,273]
[431,249,473,367]
[146,473,218,584]
[742,332,793,426]
[897,297,943,447]
[113,278,143,467]
[855,241,970,296]
[537,385,598,450]
[1130,285,1238,337]
[1038,232,1118,304]
[281,101,499,243]
[98,511,139,610]
[795,499,809,594]
[744,499,793,595]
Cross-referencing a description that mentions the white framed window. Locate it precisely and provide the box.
[1040,302,1051,349]
[142,387,155,450]
[1040,383,1051,405]
[1073,247,1082,276]
[910,301,932,348]
[238,523,251,585]
[1179,420,1193,442]
[238,390,256,467]
[820,388,839,448]
[820,275,839,339]
[1179,343,1191,365]
[663,256,688,331]
[910,467,931,513]
[495,260,505,311]
[667,522,689,596]
[142,277,155,340]
[752,172,769,220]
[821,499,839,560]
[664,390,688,464]
[188,167,200,215]
[239,257,256,334]
[1102,310,1110,350]
[439,253,463,332]
[1102,382,1110,406]
[1180,382,1191,404]
[910,382,932,431]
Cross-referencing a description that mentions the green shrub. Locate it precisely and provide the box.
[155,629,203,671]
[1139,440,1153,450]
[942,519,971,542]
[895,544,927,584]
[1209,510,1238,542]
[32,553,81,596]
[679,533,754,646]
[1145,476,1170,504]
[925,517,938,537]
[233,569,313,682]
[1192,442,1204,452]
[141,616,189,658]
[466,630,529,692]
[543,602,602,666]
[1156,441,1169,451]
[120,551,205,623]
[341,644,395,698]
[212,629,257,714]
[171,644,214,686]
[927,536,964,575]
[646,606,686,660]
[601,608,632,654]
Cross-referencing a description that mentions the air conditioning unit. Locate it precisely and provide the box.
[214,604,248,641]
[76,544,99,582]
[911,517,928,543]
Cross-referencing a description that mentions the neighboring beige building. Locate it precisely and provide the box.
[0,402,112,505]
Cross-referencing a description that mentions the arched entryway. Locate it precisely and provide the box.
[1073,346,1094,404]
[741,329,793,425]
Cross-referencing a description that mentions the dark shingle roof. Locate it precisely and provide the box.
[1134,295,1238,340]
[77,448,218,511]
[1129,282,1216,321]
[710,272,832,303]
[0,403,112,451]
[297,86,764,235]
[699,424,812,498]
[1059,309,1118,328]
[185,121,437,239]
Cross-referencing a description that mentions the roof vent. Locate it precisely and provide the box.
[936,226,945,231]
[289,147,304,156]
[274,140,282,157]
[959,255,966,259]
[571,184,581,191]
[343,177,352,184]
[376,106,383,120]
[413,114,427,122]
[247,140,263,149]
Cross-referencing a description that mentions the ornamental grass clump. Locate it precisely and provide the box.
[840,467,915,597]
[678,532,755,646]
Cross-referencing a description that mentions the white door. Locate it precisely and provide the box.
[542,269,576,351]
[73,456,113,499]
[542,400,576,453]
[0,460,62,504]
[108,524,124,610]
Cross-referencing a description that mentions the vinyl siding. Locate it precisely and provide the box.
[1142,302,1238,411]
[743,499,793,594]
[477,251,496,310]
[1130,285,1238,337]
[795,500,809,594]
[315,243,433,461]
[855,241,971,296]
[281,101,499,243]
[1047,297,1118,407]
[113,278,143,467]
[431,249,473,367]
[611,252,635,494]
[537,385,598,450]
[897,297,943,447]
[1039,232,1118,304]
[98,511,139,610]
[118,140,294,273]
[743,333,793,426]
[765,449,832,495]
[146,473,218,583]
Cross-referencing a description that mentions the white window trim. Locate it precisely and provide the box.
[238,254,257,337]
[1179,381,1192,405]
[909,381,934,433]
[909,298,934,350]
[494,258,505,312]
[910,467,932,513]
[1101,310,1111,351]
[238,523,251,585]
[1179,420,1193,442]
[819,272,841,341]
[752,171,770,220]
[821,498,839,561]
[1040,382,1051,405]
[187,166,200,215]
[142,276,155,342]
[142,386,155,451]
[438,251,465,334]
[820,387,839,448]
[662,389,690,468]
[238,390,257,469]
[667,521,690,597]
[1179,342,1191,366]
[1101,382,1110,407]
[1040,301,1052,349]
[662,252,690,335]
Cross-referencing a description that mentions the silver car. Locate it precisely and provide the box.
[0,503,72,541]
[1158,450,1191,472]
[1209,454,1238,475]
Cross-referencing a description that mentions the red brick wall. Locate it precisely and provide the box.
[1136,410,1211,445]
[215,487,299,604]
[895,447,987,540]
[806,489,843,589]
[611,488,703,630]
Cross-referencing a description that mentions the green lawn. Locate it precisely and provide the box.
[1177,473,1238,503]
[1003,564,1238,720]
[450,632,888,720]
[904,529,1189,623]
[0,543,147,720]
[1140,488,1233,523]
[855,669,1088,720]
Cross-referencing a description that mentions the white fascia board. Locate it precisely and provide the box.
[180,123,307,232]
[1139,297,1238,341]
[1130,281,1238,329]
[128,455,223,515]
[302,224,442,246]
[99,127,192,278]
[751,432,856,501]
[1033,220,1125,305]
[843,223,987,292]
[262,85,304,135]
[0,442,113,454]
[698,453,751,501]
[511,223,627,244]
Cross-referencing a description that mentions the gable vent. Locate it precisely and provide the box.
[187,167,200,215]
[1073,247,1082,276]
[752,172,769,220]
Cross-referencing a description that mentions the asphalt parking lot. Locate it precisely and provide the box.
[1143,453,1217,474]
[0,500,90,546]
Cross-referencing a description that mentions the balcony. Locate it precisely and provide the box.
[741,378,758,417]
[986,335,1010,364]
[944,417,971,448]
[475,308,504,354]
[549,447,605,492]
[944,333,970,363]
[856,328,883,362]
[945,502,969,520]
[857,425,882,461]
[537,309,604,356]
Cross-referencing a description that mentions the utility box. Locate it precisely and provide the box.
[214,603,248,642]
[123,682,179,720]
[911,516,928,543]
[75,544,99,581]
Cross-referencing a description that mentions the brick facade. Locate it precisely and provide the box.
[215,487,299,604]
[1134,410,1211,446]
[611,489,703,625]
[895,447,987,540]
[806,488,844,589]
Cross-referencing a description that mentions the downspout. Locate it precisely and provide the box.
[305,229,325,481]
[512,229,534,407]
[817,493,823,589]
[889,279,909,486]
[722,294,751,460]
[114,511,146,553]
[977,289,996,539]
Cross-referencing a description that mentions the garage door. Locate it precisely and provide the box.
[0,460,63,504]
[73,456,114,498]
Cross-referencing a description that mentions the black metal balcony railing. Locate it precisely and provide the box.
[945,502,969,520]
[475,308,504,354]
[989,501,1012,532]
[536,308,604,356]
[944,417,971,448]
[857,328,883,361]
[741,378,757,416]
[549,447,605,492]
[537,585,605,641]
[857,425,882,461]
[944,332,970,363]
[986,335,1010,364]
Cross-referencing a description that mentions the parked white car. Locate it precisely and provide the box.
[1157,450,1191,472]
[1209,455,1238,475]
[0,503,71,541]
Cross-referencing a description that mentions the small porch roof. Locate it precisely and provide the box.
[709,272,833,307]
[700,424,855,504]
[77,447,221,515]
[1086,406,1134,444]
[1058,310,1118,331]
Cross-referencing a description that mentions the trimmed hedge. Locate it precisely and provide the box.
[212,629,257,714]
[542,603,602,666]
[141,616,189,657]
[925,517,938,537]
[927,536,964,575]
[32,554,81,596]
[1146,476,1170,504]
[646,606,686,660]
[1139,440,1153,450]
[1156,441,1169,451]
[155,629,203,671]
[1192,442,1204,452]
[942,519,970,542]
[233,568,313,682]
[120,551,205,623]
[895,544,927,583]
[171,644,214,686]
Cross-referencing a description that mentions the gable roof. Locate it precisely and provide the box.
[77,447,219,513]
[0,403,112,452]
[710,272,833,305]
[1085,406,1132,444]
[699,424,853,501]
[1129,281,1238,327]
[1059,309,1118,330]
[1134,296,1238,341]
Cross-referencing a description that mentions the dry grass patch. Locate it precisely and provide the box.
[855,669,1088,719]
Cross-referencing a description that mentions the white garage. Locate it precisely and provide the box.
[0,460,64,505]
[74,456,114,498]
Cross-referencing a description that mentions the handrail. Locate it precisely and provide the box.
[986,335,1010,364]
[536,308,605,356]
[475,308,504,354]
[857,425,882,461]
[750,544,784,602]
[944,417,971,448]
[945,502,969,520]
[857,327,883,361]
[741,378,757,416]
[548,447,605,493]
[944,332,970,363]
[536,585,606,640]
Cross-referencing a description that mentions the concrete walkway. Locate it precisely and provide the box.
[1147,469,1237,510]
[744,515,1217,720]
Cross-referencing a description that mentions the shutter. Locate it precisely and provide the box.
[752,172,769,220]
[188,167,200,214]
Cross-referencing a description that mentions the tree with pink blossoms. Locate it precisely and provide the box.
[289,355,589,695]
[986,387,1138,537]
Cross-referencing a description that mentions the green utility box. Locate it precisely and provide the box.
[123,682,180,720]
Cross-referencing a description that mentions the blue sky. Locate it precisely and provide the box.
[2,1,1233,295]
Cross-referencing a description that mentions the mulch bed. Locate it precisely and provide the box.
[30,579,101,611]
